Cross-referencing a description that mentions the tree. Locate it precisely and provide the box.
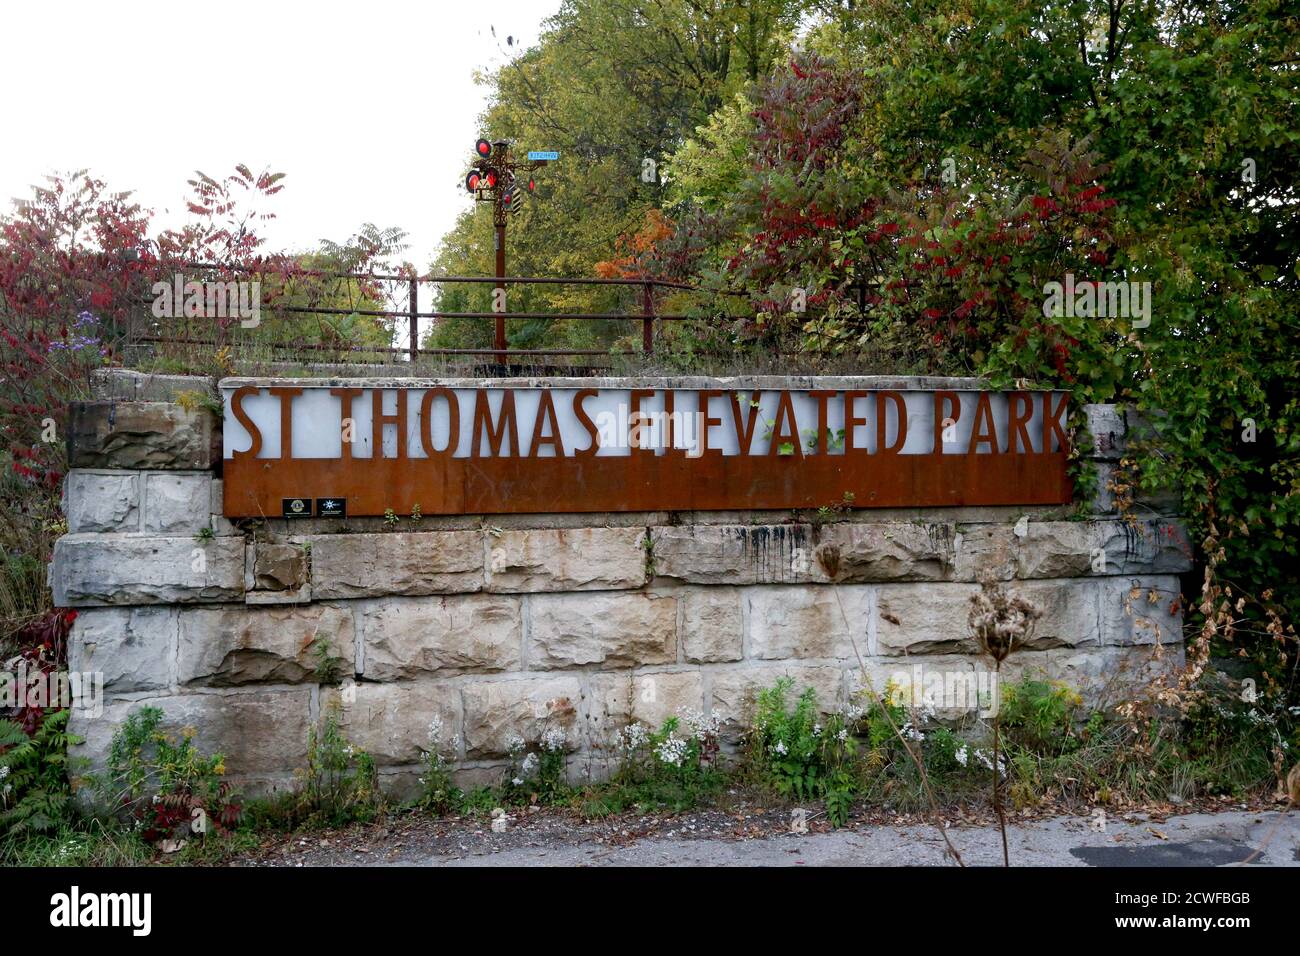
[426,0,807,354]
[652,0,1300,710]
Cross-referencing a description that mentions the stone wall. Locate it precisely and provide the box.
[54,374,1191,799]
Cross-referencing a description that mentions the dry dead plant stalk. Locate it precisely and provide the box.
[969,577,1042,867]
[832,589,965,867]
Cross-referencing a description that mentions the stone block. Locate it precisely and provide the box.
[142,472,213,534]
[177,604,355,686]
[953,524,1017,581]
[1100,576,1184,646]
[324,680,462,766]
[1050,644,1184,705]
[51,534,244,606]
[310,531,483,598]
[875,583,980,656]
[1083,404,1126,460]
[70,689,312,781]
[587,670,705,748]
[527,592,677,669]
[461,676,583,757]
[1017,579,1102,649]
[814,523,953,582]
[68,401,219,470]
[248,541,309,592]
[68,606,176,692]
[680,588,743,663]
[359,595,522,679]
[652,524,817,585]
[746,585,873,660]
[62,471,140,533]
[876,580,1102,656]
[487,527,646,591]
[709,665,844,742]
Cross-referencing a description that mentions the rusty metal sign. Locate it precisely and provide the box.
[220,380,1072,517]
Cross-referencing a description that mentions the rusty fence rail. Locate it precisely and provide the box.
[127,262,746,366]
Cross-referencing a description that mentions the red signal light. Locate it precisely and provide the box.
[485,170,498,189]
[475,138,492,158]
[465,171,481,192]
[528,178,536,192]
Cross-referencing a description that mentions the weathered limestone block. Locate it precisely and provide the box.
[177,604,355,686]
[1098,519,1193,575]
[487,527,646,591]
[70,689,312,781]
[51,534,244,606]
[875,583,980,656]
[709,665,844,742]
[1014,519,1193,579]
[849,655,983,719]
[310,531,483,598]
[359,594,521,679]
[1018,579,1102,649]
[63,471,140,533]
[1100,576,1184,646]
[527,592,677,669]
[953,524,1017,581]
[1083,404,1126,460]
[68,401,219,470]
[588,670,705,747]
[875,581,1102,655]
[247,541,309,592]
[69,606,176,692]
[680,588,743,663]
[1050,644,1184,704]
[1013,521,1098,579]
[652,524,818,585]
[142,472,213,534]
[90,368,212,403]
[324,680,462,765]
[813,523,952,582]
[746,585,873,660]
[461,676,583,757]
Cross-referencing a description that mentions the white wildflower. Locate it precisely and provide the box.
[542,727,567,752]
[520,752,539,776]
[655,733,689,767]
[681,708,721,740]
[972,748,1007,777]
[618,722,650,751]
[843,699,867,722]
[772,739,788,756]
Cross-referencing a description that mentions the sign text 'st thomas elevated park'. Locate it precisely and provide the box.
[220,378,1072,518]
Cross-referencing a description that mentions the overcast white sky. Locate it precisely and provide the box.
[0,0,563,267]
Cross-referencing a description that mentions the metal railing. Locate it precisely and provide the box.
[128,262,741,368]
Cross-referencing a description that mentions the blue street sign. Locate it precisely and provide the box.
[528,150,559,161]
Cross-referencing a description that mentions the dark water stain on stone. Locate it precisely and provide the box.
[731,524,810,581]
